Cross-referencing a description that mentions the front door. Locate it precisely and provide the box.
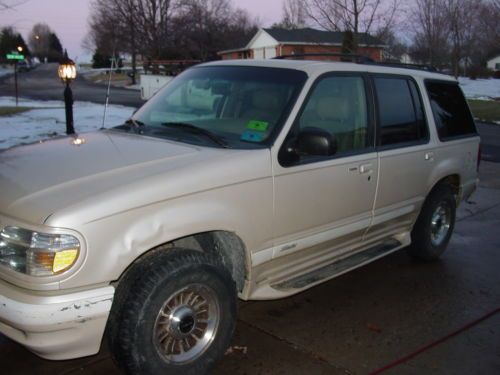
[272,73,378,262]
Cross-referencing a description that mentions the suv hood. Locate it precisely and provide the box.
[0,131,267,225]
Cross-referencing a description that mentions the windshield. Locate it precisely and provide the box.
[119,66,307,149]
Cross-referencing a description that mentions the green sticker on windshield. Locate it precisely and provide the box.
[247,120,269,132]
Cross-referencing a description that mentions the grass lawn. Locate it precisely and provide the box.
[0,107,31,116]
[468,100,500,123]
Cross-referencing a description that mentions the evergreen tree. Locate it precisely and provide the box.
[0,27,30,59]
[48,32,63,62]
[92,50,111,68]
[341,30,355,56]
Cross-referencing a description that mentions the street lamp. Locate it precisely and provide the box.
[58,50,77,135]
[17,46,23,53]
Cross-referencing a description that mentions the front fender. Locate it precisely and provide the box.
[58,177,274,290]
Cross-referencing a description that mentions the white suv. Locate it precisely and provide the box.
[0,59,479,374]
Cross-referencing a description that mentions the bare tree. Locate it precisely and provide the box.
[85,0,258,62]
[300,0,401,48]
[28,23,51,60]
[173,0,258,60]
[278,0,307,29]
[409,0,449,66]
[0,0,29,11]
[445,0,479,77]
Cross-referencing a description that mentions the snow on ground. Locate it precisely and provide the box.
[0,66,13,77]
[459,77,500,100]
[0,96,134,150]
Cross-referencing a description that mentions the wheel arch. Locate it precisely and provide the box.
[427,173,461,201]
[113,230,248,293]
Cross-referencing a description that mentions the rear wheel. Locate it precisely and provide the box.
[108,249,237,375]
[409,184,456,261]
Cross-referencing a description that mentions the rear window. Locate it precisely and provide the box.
[425,81,477,140]
[374,77,428,147]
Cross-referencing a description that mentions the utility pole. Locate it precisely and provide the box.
[14,60,18,107]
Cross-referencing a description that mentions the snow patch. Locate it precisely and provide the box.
[0,66,13,78]
[0,97,135,150]
[459,77,500,101]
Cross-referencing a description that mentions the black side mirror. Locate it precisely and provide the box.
[297,127,337,156]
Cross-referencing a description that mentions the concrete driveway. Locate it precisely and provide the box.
[1,160,499,374]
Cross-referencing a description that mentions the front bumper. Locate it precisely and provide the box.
[0,279,114,360]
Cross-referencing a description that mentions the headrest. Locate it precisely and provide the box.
[252,91,280,111]
[316,96,351,121]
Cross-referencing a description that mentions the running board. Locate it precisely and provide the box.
[273,239,402,291]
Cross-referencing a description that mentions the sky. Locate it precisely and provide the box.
[0,0,284,63]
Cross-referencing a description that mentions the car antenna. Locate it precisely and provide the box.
[101,50,116,130]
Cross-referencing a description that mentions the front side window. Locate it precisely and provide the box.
[374,77,428,147]
[425,81,477,141]
[119,66,307,149]
[294,75,370,157]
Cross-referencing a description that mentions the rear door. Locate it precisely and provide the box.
[365,75,434,241]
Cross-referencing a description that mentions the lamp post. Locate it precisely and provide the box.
[58,50,77,135]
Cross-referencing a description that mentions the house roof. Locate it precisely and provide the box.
[218,27,386,55]
[262,28,385,47]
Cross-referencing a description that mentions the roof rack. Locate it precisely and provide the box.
[364,61,438,72]
[274,53,374,63]
[274,53,440,73]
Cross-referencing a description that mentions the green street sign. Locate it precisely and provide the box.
[6,53,24,60]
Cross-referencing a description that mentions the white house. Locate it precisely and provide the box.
[218,28,386,62]
[487,54,500,71]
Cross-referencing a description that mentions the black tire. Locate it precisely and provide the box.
[108,249,237,375]
[409,184,456,261]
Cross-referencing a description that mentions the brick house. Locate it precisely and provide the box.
[218,28,386,62]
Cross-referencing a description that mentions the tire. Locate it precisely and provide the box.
[409,184,456,261]
[108,249,237,375]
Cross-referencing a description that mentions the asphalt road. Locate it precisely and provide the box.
[0,63,144,108]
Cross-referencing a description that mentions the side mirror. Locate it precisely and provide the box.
[297,127,337,156]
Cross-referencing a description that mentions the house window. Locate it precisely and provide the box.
[495,62,500,70]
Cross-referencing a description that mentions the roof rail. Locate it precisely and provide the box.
[364,61,439,72]
[274,53,442,73]
[274,53,374,63]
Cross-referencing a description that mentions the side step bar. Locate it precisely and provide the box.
[273,239,402,291]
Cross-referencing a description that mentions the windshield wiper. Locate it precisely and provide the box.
[160,122,229,148]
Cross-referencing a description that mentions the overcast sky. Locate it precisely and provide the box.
[0,0,283,62]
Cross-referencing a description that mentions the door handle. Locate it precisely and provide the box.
[359,163,372,174]
[425,152,434,161]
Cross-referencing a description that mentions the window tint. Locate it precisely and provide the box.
[425,81,476,140]
[374,77,428,146]
[297,75,369,155]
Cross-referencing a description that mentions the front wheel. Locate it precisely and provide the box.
[109,249,237,375]
[409,184,456,261]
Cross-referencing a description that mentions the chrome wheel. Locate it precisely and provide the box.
[153,284,220,364]
[430,202,451,246]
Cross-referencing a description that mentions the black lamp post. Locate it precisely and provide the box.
[58,50,77,135]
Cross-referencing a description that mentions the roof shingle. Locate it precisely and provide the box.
[263,27,384,46]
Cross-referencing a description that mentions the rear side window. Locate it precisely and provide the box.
[425,81,477,140]
[374,77,428,147]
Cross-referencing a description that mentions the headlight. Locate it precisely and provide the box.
[0,226,80,276]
